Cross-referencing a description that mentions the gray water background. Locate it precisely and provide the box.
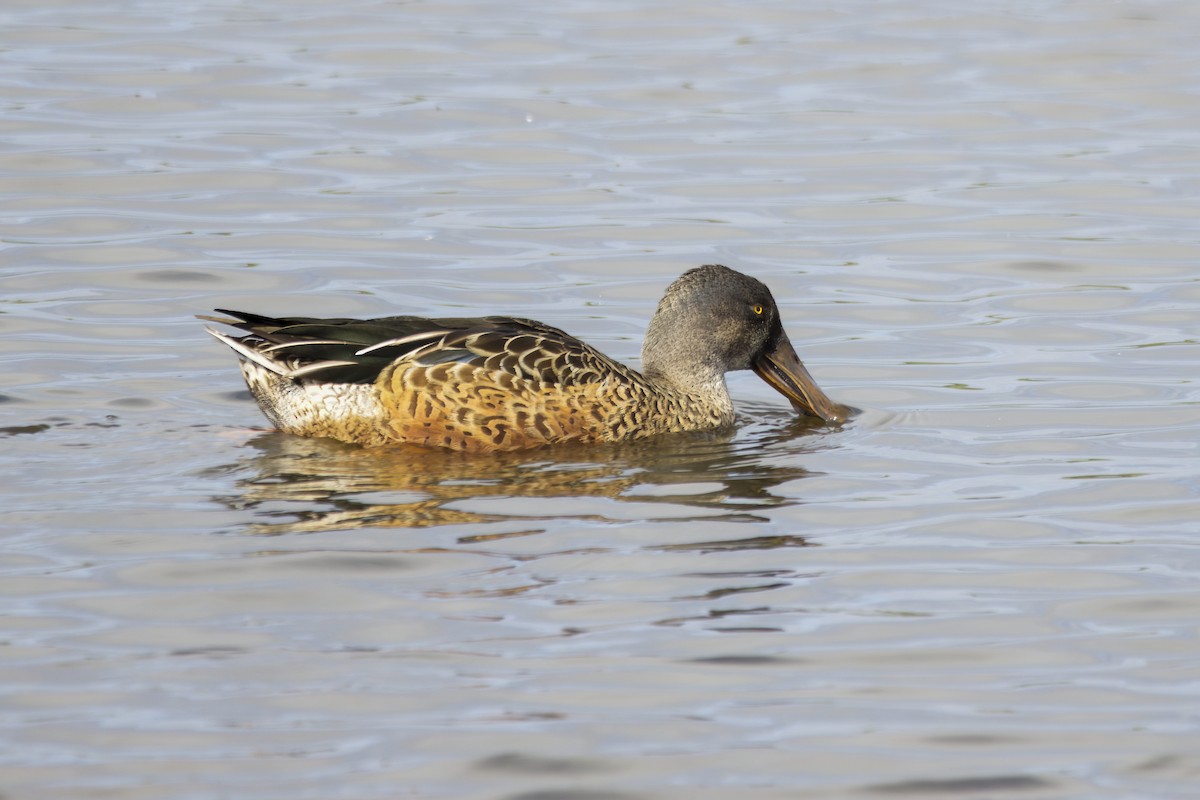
[2,1,1199,798]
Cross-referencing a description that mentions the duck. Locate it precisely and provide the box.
[203,264,847,451]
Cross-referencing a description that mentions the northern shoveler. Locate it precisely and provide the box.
[203,264,847,451]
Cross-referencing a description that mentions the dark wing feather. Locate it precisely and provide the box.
[205,310,450,383]
[207,310,635,386]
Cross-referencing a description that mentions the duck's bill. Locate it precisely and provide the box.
[753,335,847,424]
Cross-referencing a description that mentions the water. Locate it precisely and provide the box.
[2,1,1199,798]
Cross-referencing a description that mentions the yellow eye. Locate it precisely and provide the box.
[752,304,764,316]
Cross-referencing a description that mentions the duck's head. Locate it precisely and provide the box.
[643,264,847,424]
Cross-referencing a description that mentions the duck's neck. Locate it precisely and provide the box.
[640,345,736,428]
[641,368,735,425]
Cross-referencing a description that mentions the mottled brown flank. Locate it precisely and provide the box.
[232,345,729,452]
[375,362,724,452]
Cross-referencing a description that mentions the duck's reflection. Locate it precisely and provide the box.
[216,411,833,537]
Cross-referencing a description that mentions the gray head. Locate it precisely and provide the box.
[642,264,845,423]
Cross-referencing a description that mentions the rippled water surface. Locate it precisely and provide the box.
[3,1,1199,798]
